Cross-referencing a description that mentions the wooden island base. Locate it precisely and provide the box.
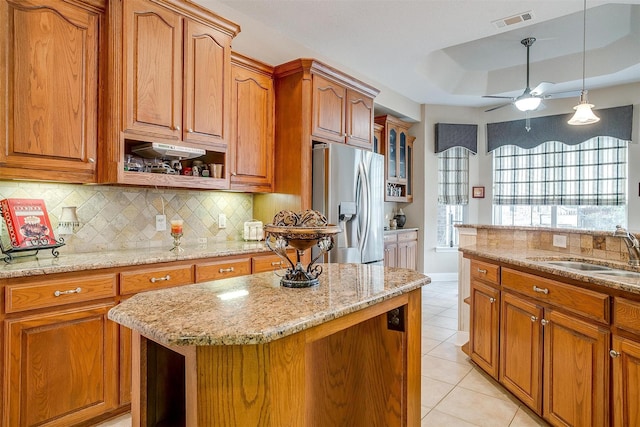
[131,289,422,426]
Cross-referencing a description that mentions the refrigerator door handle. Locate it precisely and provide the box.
[357,161,370,255]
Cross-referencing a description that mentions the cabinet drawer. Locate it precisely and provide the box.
[384,233,398,243]
[470,260,500,287]
[397,230,418,242]
[196,258,251,282]
[120,265,193,295]
[502,268,609,323]
[252,253,287,273]
[614,297,640,335]
[5,274,116,313]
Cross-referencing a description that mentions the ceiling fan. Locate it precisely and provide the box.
[484,37,581,113]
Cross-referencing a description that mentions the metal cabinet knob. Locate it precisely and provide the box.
[531,316,538,322]
[150,275,170,283]
[88,157,95,163]
[533,285,549,294]
[174,125,181,131]
[477,268,487,274]
[610,349,621,358]
[541,319,550,326]
[489,297,496,303]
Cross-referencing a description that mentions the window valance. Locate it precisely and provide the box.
[487,105,633,152]
[435,123,478,154]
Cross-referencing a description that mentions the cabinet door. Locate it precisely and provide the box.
[345,89,374,149]
[230,61,274,191]
[543,308,609,427]
[469,280,500,379]
[384,242,397,267]
[4,303,118,426]
[398,128,407,182]
[183,19,231,149]
[612,335,640,427]
[406,137,414,202]
[387,126,398,181]
[397,240,417,270]
[123,0,182,138]
[311,74,346,143]
[0,0,100,182]
[500,291,543,414]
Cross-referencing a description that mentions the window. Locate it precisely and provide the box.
[493,136,628,229]
[437,146,469,247]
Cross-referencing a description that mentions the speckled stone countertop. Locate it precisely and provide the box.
[108,263,430,347]
[384,227,418,234]
[0,241,271,279]
[459,245,640,295]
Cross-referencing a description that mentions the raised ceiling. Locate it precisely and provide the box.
[201,0,640,108]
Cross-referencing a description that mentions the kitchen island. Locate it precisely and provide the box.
[108,263,429,426]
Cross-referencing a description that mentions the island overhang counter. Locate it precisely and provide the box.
[108,263,430,426]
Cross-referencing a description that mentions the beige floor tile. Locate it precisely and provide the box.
[422,354,473,385]
[435,387,520,427]
[445,331,469,346]
[509,407,549,426]
[421,409,480,427]
[422,324,457,341]
[422,337,442,354]
[457,368,514,402]
[422,405,432,419]
[439,307,459,319]
[422,304,448,316]
[421,375,456,407]
[95,414,131,427]
[428,341,470,364]
[424,314,459,330]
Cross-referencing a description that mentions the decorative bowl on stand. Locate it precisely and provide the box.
[264,210,340,288]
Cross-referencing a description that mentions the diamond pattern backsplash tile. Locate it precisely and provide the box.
[0,182,253,254]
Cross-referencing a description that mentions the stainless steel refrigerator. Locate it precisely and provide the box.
[312,143,384,264]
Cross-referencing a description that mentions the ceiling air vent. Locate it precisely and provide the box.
[492,11,534,29]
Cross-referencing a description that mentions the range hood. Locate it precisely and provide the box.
[131,142,206,160]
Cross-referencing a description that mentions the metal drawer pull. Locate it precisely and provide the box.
[541,319,550,326]
[610,350,621,358]
[477,268,487,274]
[489,297,496,303]
[531,316,538,322]
[54,287,81,297]
[150,275,171,283]
[533,285,549,294]
[271,261,282,266]
[219,267,235,273]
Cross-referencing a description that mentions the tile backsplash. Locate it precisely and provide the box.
[0,181,253,254]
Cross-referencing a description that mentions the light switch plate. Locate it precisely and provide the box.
[553,234,567,248]
[218,213,226,229]
[155,214,167,231]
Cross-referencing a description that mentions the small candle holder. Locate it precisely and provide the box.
[170,220,184,254]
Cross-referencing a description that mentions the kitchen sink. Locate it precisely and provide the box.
[543,261,611,271]
[596,270,640,279]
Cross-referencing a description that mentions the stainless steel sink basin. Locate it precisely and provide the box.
[544,261,611,271]
[596,270,640,279]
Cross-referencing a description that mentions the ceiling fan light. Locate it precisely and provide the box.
[514,96,541,111]
[568,101,600,125]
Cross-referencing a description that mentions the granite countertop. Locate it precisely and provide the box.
[108,263,430,347]
[384,227,418,234]
[0,241,272,279]
[459,245,640,295]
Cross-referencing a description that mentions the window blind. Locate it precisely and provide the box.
[493,137,627,206]
[438,146,470,205]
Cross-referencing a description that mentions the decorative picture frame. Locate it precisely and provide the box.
[472,186,485,198]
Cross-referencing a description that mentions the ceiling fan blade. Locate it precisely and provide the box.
[482,95,515,100]
[544,90,583,99]
[530,82,554,96]
[485,103,511,112]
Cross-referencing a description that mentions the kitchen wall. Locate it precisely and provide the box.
[0,181,253,254]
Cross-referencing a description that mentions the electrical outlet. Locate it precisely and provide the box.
[553,234,567,248]
[155,214,166,232]
[218,213,226,229]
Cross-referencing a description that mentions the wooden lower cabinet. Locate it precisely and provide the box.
[469,280,500,379]
[384,230,418,270]
[3,303,118,426]
[384,234,398,267]
[611,335,640,427]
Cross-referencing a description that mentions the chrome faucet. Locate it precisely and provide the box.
[613,225,640,266]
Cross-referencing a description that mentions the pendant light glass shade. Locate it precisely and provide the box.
[515,96,542,112]
[569,0,599,126]
[568,92,600,125]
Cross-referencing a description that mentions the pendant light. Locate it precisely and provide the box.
[568,0,600,125]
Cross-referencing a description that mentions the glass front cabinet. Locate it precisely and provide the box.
[374,115,414,202]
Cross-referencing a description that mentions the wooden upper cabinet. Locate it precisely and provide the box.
[230,53,274,192]
[0,0,103,183]
[312,74,347,143]
[183,19,231,149]
[345,89,374,149]
[376,115,414,202]
[123,0,182,139]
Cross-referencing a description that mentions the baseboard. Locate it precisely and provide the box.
[424,272,458,282]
